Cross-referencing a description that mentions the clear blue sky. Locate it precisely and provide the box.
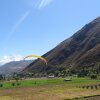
[0,0,100,58]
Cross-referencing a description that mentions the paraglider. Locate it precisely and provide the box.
[24,54,47,65]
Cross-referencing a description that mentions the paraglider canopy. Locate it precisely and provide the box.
[24,54,47,65]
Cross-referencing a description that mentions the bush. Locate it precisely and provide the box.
[82,86,85,88]
[90,74,97,79]
[91,85,93,89]
[17,82,21,86]
[98,84,100,86]
[12,83,15,87]
[86,86,89,89]
[95,85,98,89]
[0,83,3,87]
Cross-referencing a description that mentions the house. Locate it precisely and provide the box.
[48,75,55,78]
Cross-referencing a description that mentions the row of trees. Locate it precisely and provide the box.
[0,66,99,81]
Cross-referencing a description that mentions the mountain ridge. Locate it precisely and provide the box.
[23,17,100,75]
[0,60,32,75]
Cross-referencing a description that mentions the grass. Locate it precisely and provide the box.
[0,78,65,88]
[0,77,100,100]
[0,77,100,89]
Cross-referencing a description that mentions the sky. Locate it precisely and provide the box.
[0,0,100,64]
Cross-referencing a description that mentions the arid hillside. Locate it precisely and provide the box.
[23,17,100,74]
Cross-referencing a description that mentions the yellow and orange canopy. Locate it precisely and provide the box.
[24,54,47,65]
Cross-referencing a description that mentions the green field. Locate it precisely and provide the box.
[0,77,100,88]
[0,77,100,100]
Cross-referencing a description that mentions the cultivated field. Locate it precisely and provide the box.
[0,77,100,100]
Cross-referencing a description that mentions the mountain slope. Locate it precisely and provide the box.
[0,60,32,75]
[23,17,100,74]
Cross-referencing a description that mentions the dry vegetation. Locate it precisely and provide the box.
[0,82,100,100]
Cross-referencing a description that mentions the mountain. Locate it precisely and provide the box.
[23,17,100,75]
[0,55,24,65]
[0,60,32,75]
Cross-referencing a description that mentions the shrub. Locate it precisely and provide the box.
[86,86,89,89]
[82,86,86,89]
[98,84,100,86]
[95,85,98,89]
[12,83,15,87]
[91,85,93,89]
[0,83,3,87]
[90,74,97,79]
[17,82,21,86]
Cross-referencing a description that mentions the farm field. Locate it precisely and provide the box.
[0,77,100,100]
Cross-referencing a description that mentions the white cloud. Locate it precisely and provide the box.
[0,55,24,65]
[35,0,53,9]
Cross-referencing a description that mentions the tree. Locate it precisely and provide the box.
[0,74,4,80]
[15,77,20,83]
